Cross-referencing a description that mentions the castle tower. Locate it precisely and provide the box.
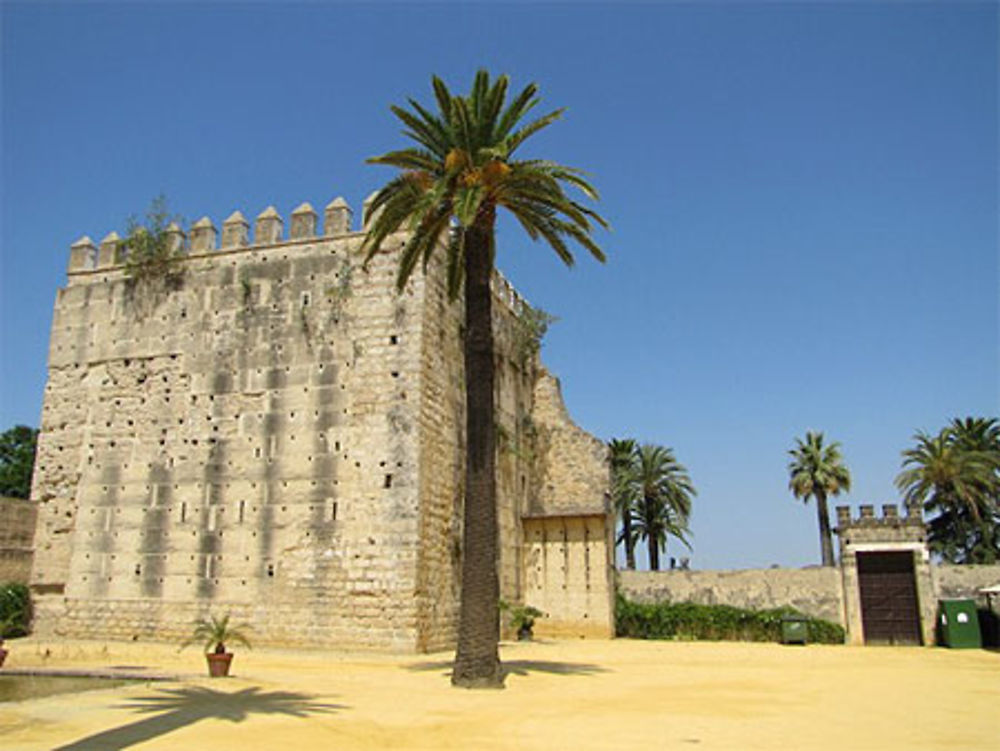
[29,195,613,650]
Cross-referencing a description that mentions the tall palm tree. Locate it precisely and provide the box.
[608,438,639,570]
[787,431,851,567]
[362,71,606,688]
[630,443,695,571]
[896,418,1000,563]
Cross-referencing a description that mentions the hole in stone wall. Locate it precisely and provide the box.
[384,474,392,488]
[266,563,275,578]
[390,335,398,345]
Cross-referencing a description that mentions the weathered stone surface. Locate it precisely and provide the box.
[323,198,351,236]
[290,203,317,239]
[68,237,97,273]
[933,564,1000,601]
[0,497,37,583]
[32,203,613,651]
[190,217,217,253]
[254,207,283,245]
[619,567,845,625]
[222,211,250,248]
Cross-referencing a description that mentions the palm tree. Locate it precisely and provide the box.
[608,438,639,570]
[896,418,1000,563]
[630,443,695,571]
[787,431,851,567]
[180,613,252,654]
[362,71,606,688]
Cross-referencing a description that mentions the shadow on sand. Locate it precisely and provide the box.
[53,685,345,750]
[407,659,608,678]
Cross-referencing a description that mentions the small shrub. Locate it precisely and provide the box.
[615,594,844,644]
[122,195,186,289]
[0,582,32,638]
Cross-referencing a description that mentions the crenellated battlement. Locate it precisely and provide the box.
[835,502,926,550]
[67,196,357,274]
[65,191,533,324]
[835,502,923,530]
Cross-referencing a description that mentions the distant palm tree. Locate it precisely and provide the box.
[896,418,1000,563]
[788,431,851,567]
[362,70,606,688]
[630,443,695,571]
[609,438,639,570]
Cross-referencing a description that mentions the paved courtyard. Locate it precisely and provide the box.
[0,637,995,750]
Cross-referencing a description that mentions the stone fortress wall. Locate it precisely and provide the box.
[30,196,613,651]
[0,497,38,583]
[620,502,1000,645]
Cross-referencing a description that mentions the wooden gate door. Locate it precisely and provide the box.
[857,551,922,645]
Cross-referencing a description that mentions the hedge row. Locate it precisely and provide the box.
[615,595,845,644]
[0,582,31,638]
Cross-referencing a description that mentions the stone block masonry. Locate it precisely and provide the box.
[0,497,38,583]
[31,197,614,650]
[618,567,844,626]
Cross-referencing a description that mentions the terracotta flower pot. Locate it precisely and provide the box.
[206,651,233,677]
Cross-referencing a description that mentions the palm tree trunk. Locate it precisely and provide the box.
[451,223,503,689]
[623,511,636,570]
[815,490,835,567]
[648,535,660,571]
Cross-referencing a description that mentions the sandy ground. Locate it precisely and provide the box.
[0,637,996,750]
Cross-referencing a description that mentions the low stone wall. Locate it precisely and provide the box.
[618,567,845,626]
[0,497,37,583]
[933,564,1000,604]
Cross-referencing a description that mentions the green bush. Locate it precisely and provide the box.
[0,582,32,638]
[615,594,844,644]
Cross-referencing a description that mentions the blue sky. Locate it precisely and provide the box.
[2,2,997,570]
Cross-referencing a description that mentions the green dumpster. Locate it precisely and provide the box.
[781,615,808,645]
[938,599,982,648]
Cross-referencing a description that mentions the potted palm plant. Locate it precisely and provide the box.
[181,613,251,677]
[499,600,545,641]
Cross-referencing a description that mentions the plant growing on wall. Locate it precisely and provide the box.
[121,195,186,290]
[362,70,607,688]
[513,304,557,369]
[325,258,354,318]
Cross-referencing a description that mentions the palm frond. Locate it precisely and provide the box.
[506,108,566,155]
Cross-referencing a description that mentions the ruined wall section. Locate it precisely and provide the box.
[32,202,426,649]
[522,371,614,637]
[527,373,608,518]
